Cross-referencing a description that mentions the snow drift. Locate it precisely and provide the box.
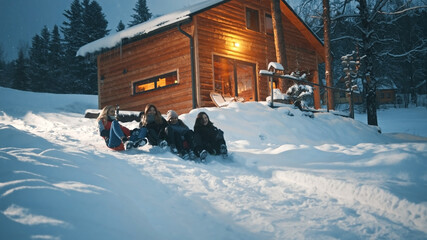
[0,86,426,240]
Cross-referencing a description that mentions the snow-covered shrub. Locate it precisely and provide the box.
[286,83,314,109]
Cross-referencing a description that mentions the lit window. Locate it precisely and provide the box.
[133,71,178,94]
[246,7,260,32]
[265,13,273,35]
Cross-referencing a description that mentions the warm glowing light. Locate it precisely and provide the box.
[233,42,240,47]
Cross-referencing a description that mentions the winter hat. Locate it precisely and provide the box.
[166,110,178,121]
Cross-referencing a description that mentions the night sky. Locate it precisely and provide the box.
[0,0,203,61]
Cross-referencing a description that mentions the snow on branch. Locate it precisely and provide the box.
[385,41,427,58]
[378,6,427,15]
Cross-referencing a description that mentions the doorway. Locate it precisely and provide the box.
[213,55,257,101]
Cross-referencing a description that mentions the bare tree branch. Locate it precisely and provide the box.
[379,6,427,15]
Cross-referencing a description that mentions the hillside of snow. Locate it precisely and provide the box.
[0,86,426,240]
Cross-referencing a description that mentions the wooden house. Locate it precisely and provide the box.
[376,78,398,105]
[78,0,325,114]
[333,77,363,105]
[333,77,398,106]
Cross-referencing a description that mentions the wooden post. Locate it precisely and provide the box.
[312,70,321,109]
[349,90,354,118]
[270,76,274,108]
[270,0,288,91]
[325,89,329,112]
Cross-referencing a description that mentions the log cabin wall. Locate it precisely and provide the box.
[195,0,322,106]
[97,24,195,115]
[96,0,323,114]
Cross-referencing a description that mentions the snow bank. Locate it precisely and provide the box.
[1,87,426,239]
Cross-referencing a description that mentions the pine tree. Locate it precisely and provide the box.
[29,34,44,92]
[128,0,152,27]
[27,26,51,92]
[82,0,109,43]
[62,0,84,93]
[80,0,109,94]
[116,20,125,32]
[0,44,5,87]
[40,26,51,91]
[49,25,64,93]
[13,48,29,90]
[62,0,84,55]
[60,0,109,94]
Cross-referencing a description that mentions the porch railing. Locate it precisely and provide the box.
[259,62,355,118]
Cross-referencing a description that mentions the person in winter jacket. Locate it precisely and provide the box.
[97,105,147,150]
[193,112,228,160]
[140,104,168,148]
[165,110,196,160]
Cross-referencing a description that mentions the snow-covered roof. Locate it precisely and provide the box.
[77,0,226,57]
[377,78,398,90]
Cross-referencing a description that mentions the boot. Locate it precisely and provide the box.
[199,149,208,162]
[133,138,148,148]
[122,136,133,150]
[220,144,228,158]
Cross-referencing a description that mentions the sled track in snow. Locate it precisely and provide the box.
[273,170,427,234]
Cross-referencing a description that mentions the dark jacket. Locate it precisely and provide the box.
[142,117,167,134]
[168,119,190,135]
[194,123,220,142]
[194,122,225,155]
[140,117,168,145]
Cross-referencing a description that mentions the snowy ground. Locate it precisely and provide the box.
[0,86,426,240]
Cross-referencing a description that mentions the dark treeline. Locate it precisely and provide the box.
[0,0,151,95]
[0,0,425,100]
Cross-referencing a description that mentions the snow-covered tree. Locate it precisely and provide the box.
[128,0,152,27]
[293,0,426,126]
[381,8,427,107]
[286,83,314,109]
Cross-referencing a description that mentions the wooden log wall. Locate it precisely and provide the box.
[96,0,324,115]
[97,25,195,115]
[195,0,322,105]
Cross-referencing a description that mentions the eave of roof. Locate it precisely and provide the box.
[280,0,325,62]
[77,0,229,57]
[77,0,324,60]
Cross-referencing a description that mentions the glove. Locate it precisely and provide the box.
[115,105,120,116]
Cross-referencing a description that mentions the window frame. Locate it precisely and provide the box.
[133,70,179,95]
[265,13,274,35]
[245,6,260,32]
[213,54,258,101]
